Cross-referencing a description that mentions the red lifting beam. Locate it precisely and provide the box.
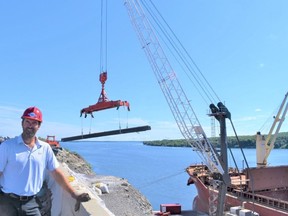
[80,72,130,118]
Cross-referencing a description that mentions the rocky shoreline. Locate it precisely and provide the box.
[55,148,154,216]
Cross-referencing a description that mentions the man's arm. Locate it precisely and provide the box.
[51,168,91,211]
[51,168,77,198]
[0,171,3,191]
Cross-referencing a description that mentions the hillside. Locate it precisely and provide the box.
[143,132,288,149]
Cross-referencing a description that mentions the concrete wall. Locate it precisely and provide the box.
[46,163,114,216]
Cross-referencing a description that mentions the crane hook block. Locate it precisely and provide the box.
[99,72,107,84]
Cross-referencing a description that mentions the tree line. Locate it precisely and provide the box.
[143,132,288,149]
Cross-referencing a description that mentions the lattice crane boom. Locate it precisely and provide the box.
[123,0,224,175]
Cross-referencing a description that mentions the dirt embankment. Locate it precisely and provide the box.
[56,148,154,216]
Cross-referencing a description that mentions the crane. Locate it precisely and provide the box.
[124,1,230,215]
[256,92,288,167]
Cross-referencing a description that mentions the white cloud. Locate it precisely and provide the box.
[236,116,257,122]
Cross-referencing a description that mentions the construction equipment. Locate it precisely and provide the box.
[80,72,130,118]
[124,1,230,215]
[256,92,288,167]
[45,135,60,149]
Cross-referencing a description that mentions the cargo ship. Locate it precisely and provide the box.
[186,163,288,216]
[186,93,288,216]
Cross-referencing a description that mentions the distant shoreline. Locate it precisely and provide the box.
[143,132,288,149]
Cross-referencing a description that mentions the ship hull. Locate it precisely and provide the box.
[187,165,288,216]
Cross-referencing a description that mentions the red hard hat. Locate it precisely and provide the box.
[21,107,43,122]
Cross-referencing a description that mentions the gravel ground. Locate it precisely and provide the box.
[92,175,153,216]
[55,148,154,216]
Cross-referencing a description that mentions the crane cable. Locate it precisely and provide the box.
[117,106,130,130]
[81,114,94,135]
[258,104,280,134]
[83,0,108,134]
[229,118,256,210]
[140,0,221,106]
[100,0,108,73]
[100,0,129,131]
[137,169,186,189]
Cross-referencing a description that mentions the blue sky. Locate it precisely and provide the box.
[0,0,287,141]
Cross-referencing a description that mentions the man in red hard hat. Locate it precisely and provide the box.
[0,106,90,216]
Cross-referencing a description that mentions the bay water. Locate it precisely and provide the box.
[60,141,288,211]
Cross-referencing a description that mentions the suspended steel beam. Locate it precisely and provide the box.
[61,125,151,142]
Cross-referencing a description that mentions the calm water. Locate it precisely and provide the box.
[60,141,288,211]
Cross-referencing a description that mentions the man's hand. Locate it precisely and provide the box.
[74,193,91,212]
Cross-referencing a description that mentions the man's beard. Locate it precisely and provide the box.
[23,127,37,138]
